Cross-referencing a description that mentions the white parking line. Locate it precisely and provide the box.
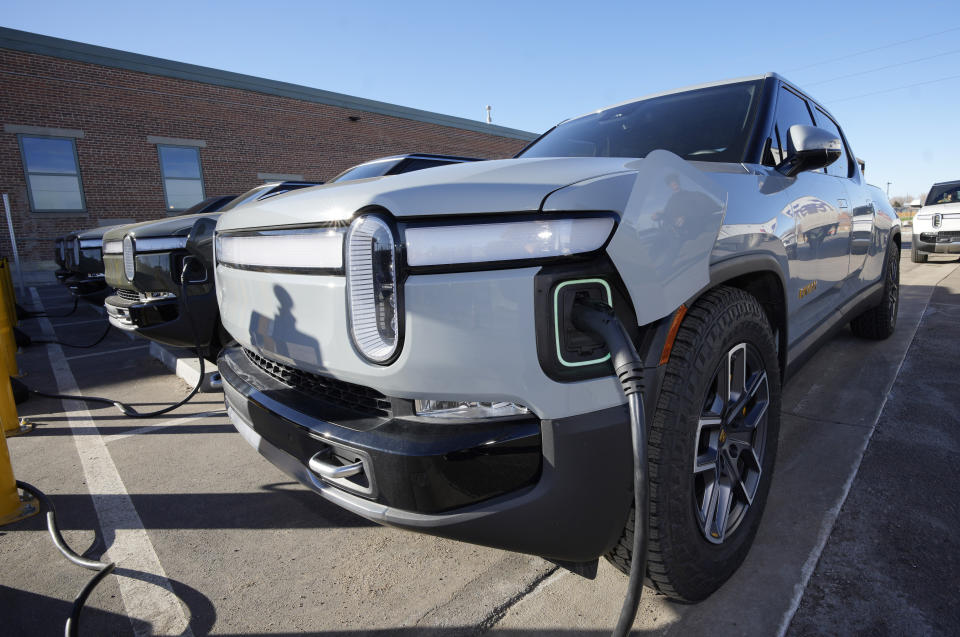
[30,288,193,637]
[49,317,110,328]
[64,344,149,361]
[103,410,227,443]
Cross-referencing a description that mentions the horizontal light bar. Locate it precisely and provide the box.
[414,399,530,420]
[216,228,345,270]
[135,236,189,252]
[103,240,123,254]
[79,239,103,249]
[404,217,615,267]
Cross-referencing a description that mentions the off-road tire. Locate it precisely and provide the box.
[604,286,781,602]
[851,242,900,340]
[910,241,927,263]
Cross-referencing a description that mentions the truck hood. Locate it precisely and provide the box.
[216,157,636,231]
[73,224,126,241]
[917,202,960,218]
[103,212,221,243]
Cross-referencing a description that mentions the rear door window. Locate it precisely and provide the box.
[813,108,852,178]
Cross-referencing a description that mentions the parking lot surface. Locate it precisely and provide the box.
[1,245,957,636]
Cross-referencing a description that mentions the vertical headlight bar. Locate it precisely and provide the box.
[346,216,400,364]
[122,235,136,281]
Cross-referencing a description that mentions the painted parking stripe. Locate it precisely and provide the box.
[30,288,194,637]
[103,410,227,443]
[64,344,149,361]
[49,317,111,328]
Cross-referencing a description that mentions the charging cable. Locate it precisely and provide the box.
[27,258,207,418]
[571,299,647,637]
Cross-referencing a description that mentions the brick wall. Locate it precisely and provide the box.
[0,48,530,265]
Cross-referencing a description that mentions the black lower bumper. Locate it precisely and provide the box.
[219,346,635,562]
[105,288,220,354]
[64,274,109,303]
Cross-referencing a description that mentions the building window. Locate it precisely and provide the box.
[158,145,205,212]
[18,135,85,212]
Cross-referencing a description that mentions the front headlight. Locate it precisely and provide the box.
[414,399,530,420]
[346,216,399,364]
[134,236,189,252]
[79,239,102,249]
[216,229,345,271]
[404,216,615,267]
[122,235,135,281]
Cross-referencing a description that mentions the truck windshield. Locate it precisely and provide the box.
[519,80,761,163]
[925,183,960,206]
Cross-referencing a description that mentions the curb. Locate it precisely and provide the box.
[148,342,221,393]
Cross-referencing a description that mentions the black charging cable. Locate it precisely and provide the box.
[17,296,80,319]
[28,258,207,418]
[29,321,112,349]
[15,480,116,637]
[570,299,648,637]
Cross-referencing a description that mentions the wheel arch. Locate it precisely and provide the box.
[701,254,788,381]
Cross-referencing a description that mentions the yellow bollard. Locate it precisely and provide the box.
[0,277,19,379]
[0,372,31,437]
[0,258,16,327]
[0,390,38,525]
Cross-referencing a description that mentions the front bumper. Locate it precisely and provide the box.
[219,345,635,562]
[913,230,960,254]
[105,287,220,353]
[65,274,109,303]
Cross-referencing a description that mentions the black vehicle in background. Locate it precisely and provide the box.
[60,225,126,303]
[54,235,70,283]
[53,195,238,300]
[102,182,322,359]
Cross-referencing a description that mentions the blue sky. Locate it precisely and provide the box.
[4,0,957,198]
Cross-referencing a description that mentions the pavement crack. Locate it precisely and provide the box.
[477,565,560,632]
[785,410,874,430]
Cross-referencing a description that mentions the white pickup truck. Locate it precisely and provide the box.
[213,73,900,602]
[911,180,960,262]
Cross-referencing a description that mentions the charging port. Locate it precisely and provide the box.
[554,279,613,367]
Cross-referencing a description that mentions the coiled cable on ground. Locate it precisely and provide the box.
[15,480,115,637]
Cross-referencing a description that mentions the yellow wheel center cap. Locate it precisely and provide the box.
[719,429,727,444]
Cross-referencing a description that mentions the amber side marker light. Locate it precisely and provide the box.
[659,304,688,365]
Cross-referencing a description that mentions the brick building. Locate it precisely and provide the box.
[0,27,535,274]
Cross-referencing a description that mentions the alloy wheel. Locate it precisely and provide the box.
[693,342,769,545]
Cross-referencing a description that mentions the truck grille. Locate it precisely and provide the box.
[115,288,141,302]
[937,231,960,243]
[243,348,392,417]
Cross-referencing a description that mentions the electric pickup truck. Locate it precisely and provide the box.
[214,73,900,602]
[911,180,960,262]
[59,225,126,303]
[102,182,318,360]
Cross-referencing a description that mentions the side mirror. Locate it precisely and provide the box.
[776,125,841,177]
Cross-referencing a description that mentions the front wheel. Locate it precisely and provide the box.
[910,241,928,263]
[604,286,781,602]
